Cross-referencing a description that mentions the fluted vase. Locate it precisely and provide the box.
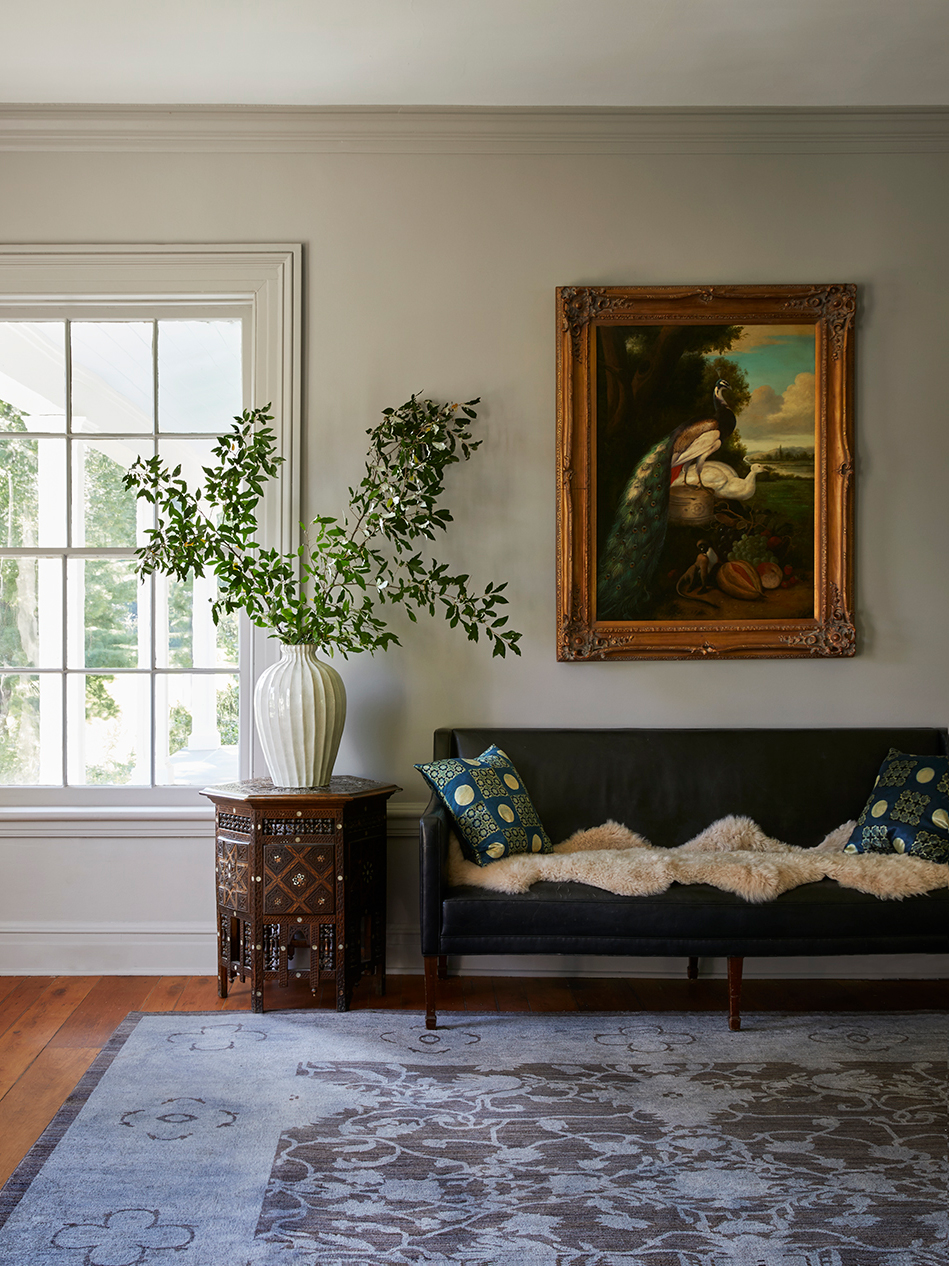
[253,643,346,788]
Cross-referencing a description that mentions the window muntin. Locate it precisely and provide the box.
[0,317,244,788]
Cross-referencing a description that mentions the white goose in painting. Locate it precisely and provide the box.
[672,461,766,501]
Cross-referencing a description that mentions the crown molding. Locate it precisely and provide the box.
[1,105,948,155]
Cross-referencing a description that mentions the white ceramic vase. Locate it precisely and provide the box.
[253,643,346,788]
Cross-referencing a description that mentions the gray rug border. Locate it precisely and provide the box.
[1,1007,944,1238]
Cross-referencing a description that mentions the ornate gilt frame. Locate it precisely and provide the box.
[556,284,855,660]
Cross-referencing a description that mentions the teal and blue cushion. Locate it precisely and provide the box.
[415,745,553,867]
[845,749,949,863]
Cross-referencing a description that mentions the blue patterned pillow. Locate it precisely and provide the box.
[844,749,949,863]
[415,745,553,866]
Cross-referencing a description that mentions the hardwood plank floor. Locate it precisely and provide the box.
[0,977,55,1040]
[0,977,21,1011]
[138,975,187,1012]
[47,976,156,1051]
[0,977,98,1100]
[0,1047,98,1187]
[0,973,944,1190]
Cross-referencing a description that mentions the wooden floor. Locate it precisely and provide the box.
[0,972,944,1189]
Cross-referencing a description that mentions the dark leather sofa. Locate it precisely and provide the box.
[419,726,949,1029]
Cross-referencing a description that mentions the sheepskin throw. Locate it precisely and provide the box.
[446,816,949,903]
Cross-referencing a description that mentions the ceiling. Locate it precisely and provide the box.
[4,0,948,109]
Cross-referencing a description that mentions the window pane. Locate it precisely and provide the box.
[73,439,152,547]
[0,322,67,432]
[68,672,150,785]
[67,558,150,669]
[0,436,68,547]
[0,673,63,785]
[158,320,242,433]
[71,321,154,434]
[158,574,238,669]
[157,435,218,489]
[0,436,37,546]
[155,435,223,523]
[0,557,63,668]
[156,672,239,785]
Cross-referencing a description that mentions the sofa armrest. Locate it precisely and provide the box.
[419,792,450,957]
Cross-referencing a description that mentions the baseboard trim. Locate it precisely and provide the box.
[3,919,943,980]
[0,923,217,975]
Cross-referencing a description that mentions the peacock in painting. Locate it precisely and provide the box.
[596,430,679,620]
[597,379,737,620]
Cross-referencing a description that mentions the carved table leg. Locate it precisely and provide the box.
[424,956,439,1030]
[727,956,744,1031]
[217,962,229,999]
[251,936,265,1013]
[336,973,352,1012]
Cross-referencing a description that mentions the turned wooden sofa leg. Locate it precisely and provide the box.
[687,956,698,980]
[424,956,439,1029]
[727,956,744,1031]
[437,954,448,980]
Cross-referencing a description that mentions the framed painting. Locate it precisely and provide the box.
[556,284,855,660]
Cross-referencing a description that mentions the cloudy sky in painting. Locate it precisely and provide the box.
[727,325,816,451]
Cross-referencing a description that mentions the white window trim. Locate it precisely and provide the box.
[0,243,302,809]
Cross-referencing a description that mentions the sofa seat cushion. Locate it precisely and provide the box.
[439,878,949,947]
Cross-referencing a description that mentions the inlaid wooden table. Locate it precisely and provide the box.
[202,776,400,1014]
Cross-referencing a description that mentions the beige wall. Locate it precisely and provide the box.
[1,116,946,975]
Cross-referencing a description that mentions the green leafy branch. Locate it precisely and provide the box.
[123,397,521,659]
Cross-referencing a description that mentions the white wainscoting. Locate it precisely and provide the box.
[0,806,218,975]
[0,803,945,979]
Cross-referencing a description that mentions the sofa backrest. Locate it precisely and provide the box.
[434,727,949,849]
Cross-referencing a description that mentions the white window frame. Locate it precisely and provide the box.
[0,244,302,806]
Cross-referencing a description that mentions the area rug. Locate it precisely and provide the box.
[1,1011,945,1265]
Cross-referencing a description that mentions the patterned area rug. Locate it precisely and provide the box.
[0,1010,945,1265]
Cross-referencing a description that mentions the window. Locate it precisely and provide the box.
[0,247,301,804]
[0,316,244,788]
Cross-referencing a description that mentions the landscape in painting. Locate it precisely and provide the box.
[595,323,816,623]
